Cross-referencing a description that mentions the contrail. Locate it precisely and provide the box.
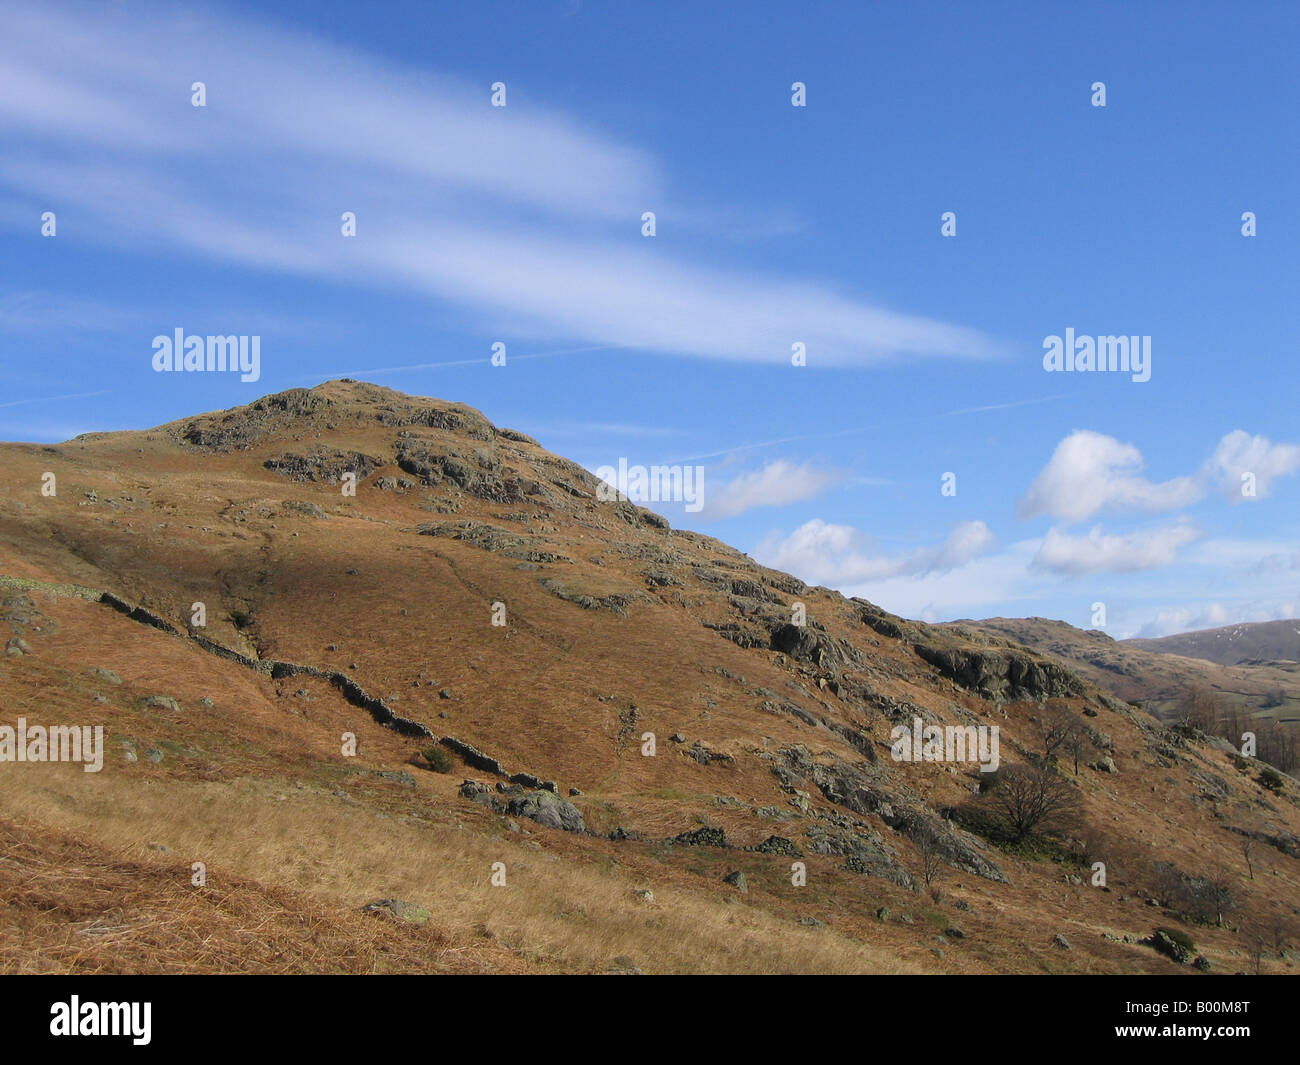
[0,389,112,409]
[940,394,1065,417]
[306,343,634,381]
[672,394,1067,464]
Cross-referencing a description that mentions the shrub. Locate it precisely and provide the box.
[421,744,453,773]
[1156,926,1195,954]
[1258,767,1284,792]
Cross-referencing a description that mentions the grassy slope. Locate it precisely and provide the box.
[1,381,1297,974]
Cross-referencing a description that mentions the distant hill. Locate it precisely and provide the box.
[942,617,1300,733]
[1126,619,1300,667]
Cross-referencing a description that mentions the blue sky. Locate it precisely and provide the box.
[2,0,1297,637]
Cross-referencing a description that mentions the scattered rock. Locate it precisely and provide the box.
[751,835,802,857]
[668,826,727,848]
[506,790,585,834]
[1053,933,1071,950]
[723,870,748,893]
[264,448,381,485]
[281,500,328,520]
[1144,929,1193,965]
[687,740,733,765]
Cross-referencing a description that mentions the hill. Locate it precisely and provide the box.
[1127,619,1300,668]
[2,380,1298,974]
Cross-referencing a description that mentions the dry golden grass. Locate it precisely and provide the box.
[0,769,920,975]
[0,816,531,974]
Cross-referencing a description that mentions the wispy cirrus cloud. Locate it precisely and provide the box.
[0,2,1003,369]
[0,292,138,333]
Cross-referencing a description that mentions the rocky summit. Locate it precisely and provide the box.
[1,380,1297,974]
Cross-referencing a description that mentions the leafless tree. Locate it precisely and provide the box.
[914,821,945,890]
[1243,922,1267,975]
[1178,682,1223,733]
[1156,861,1240,927]
[987,762,1080,842]
[1271,910,1300,957]
[1258,721,1299,774]
[1038,704,1083,763]
[1064,722,1096,776]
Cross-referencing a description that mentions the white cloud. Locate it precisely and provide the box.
[1031,520,1200,575]
[0,2,1003,369]
[1020,428,1300,525]
[1200,430,1300,501]
[841,540,1051,622]
[1132,600,1300,639]
[1019,430,1200,523]
[756,518,996,584]
[703,460,841,520]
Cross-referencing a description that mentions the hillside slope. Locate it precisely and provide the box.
[947,617,1300,741]
[2,380,1297,974]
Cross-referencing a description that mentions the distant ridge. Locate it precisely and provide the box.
[1126,618,1300,667]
